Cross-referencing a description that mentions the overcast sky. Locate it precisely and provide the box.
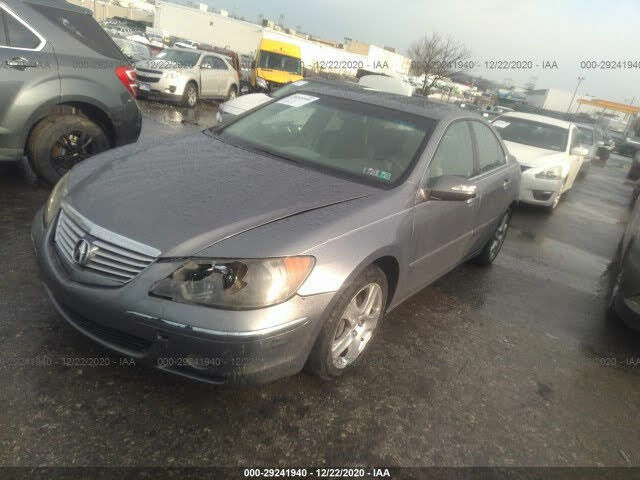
[197,0,640,103]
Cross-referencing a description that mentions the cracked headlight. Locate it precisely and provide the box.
[150,256,315,309]
[535,166,563,180]
[44,172,69,226]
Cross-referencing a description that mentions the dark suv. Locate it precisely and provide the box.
[0,0,141,184]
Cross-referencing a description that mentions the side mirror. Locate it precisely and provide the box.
[417,176,477,204]
[251,60,256,69]
[570,146,589,157]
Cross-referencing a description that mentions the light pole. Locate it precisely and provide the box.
[567,76,585,113]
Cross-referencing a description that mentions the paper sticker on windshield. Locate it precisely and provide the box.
[364,167,392,181]
[493,120,511,129]
[276,93,318,108]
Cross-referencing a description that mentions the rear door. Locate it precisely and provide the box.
[408,120,479,292]
[0,2,58,161]
[467,120,511,253]
[210,56,231,96]
[199,55,217,97]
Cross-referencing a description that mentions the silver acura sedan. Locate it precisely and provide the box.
[32,82,520,385]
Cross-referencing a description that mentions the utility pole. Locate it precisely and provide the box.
[567,76,585,113]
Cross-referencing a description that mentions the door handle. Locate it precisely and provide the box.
[6,57,38,70]
[503,178,511,190]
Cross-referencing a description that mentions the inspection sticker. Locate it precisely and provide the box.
[276,93,318,108]
[364,167,392,181]
[492,120,511,129]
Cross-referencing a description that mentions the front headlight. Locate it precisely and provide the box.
[150,256,315,309]
[165,70,179,80]
[534,166,563,180]
[43,172,69,226]
[256,76,268,89]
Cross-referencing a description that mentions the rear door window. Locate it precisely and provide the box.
[29,4,124,60]
[0,8,41,49]
[211,57,228,70]
[470,121,506,173]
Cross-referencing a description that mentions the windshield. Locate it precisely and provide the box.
[114,38,151,61]
[576,126,594,145]
[153,49,200,68]
[217,93,435,186]
[493,117,569,152]
[258,50,302,75]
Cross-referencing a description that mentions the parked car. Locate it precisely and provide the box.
[135,48,239,107]
[0,0,141,184]
[575,123,597,176]
[113,37,152,63]
[358,74,414,96]
[239,53,253,91]
[32,83,520,385]
[492,112,588,212]
[174,39,199,49]
[594,126,614,161]
[610,193,640,331]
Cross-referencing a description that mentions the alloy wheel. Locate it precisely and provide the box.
[331,283,383,369]
[489,211,510,261]
[50,130,96,176]
[187,86,197,107]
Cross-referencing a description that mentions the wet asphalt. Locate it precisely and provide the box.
[1,98,640,467]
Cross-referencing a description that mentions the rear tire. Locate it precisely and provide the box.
[306,265,388,379]
[182,82,198,108]
[475,208,512,265]
[27,114,110,185]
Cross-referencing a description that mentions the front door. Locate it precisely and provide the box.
[408,121,479,292]
[564,126,584,191]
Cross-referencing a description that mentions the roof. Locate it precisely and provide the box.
[499,111,573,130]
[24,0,91,14]
[295,80,466,122]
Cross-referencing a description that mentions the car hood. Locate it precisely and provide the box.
[66,133,376,257]
[220,93,271,115]
[503,141,567,168]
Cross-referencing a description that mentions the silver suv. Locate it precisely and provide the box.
[135,48,239,108]
[0,0,141,184]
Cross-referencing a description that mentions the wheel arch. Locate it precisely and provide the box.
[24,101,115,154]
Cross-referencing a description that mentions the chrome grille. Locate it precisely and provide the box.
[54,207,160,284]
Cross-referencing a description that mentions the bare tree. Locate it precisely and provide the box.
[408,33,471,97]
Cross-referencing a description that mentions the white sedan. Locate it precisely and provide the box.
[492,112,588,212]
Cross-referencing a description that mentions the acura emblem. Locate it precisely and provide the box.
[73,238,97,266]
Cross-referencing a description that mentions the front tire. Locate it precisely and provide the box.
[226,85,238,101]
[27,114,110,185]
[306,265,388,379]
[182,82,198,108]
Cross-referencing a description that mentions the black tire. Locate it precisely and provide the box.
[27,114,110,185]
[226,85,238,101]
[474,208,512,265]
[182,82,198,108]
[306,264,388,379]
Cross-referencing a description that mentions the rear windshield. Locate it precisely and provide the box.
[30,4,124,60]
[493,117,569,152]
[217,93,435,187]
